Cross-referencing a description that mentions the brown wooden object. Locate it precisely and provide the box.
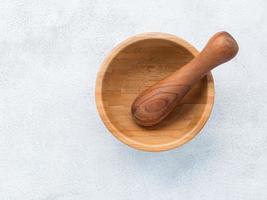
[132,32,238,126]
[95,32,236,151]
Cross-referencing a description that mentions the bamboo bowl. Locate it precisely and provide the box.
[96,33,214,152]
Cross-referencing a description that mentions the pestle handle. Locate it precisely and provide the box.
[131,31,239,126]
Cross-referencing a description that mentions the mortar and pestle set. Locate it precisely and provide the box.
[96,31,238,152]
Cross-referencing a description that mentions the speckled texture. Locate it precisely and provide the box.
[0,0,267,199]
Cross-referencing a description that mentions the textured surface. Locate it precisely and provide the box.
[0,0,266,199]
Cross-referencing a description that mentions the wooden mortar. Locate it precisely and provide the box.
[96,32,218,151]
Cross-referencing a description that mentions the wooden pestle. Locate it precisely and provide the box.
[131,31,239,126]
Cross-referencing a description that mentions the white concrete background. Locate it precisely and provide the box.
[0,0,266,199]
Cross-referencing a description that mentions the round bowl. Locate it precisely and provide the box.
[95,32,214,152]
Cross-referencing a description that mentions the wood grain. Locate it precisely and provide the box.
[95,32,215,152]
[132,32,238,126]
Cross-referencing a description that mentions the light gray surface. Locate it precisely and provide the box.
[0,0,266,199]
